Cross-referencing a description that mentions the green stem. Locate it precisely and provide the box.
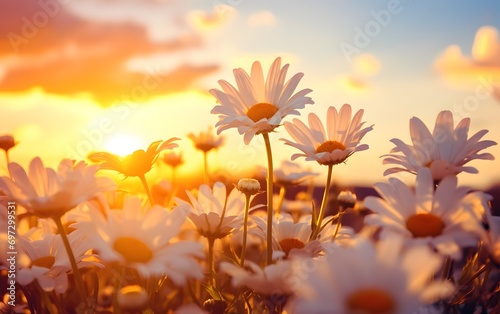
[312,164,333,240]
[276,186,286,216]
[207,237,216,288]
[262,132,274,265]
[240,194,251,266]
[54,216,89,312]
[139,174,154,207]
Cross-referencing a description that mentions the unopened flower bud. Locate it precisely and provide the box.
[116,285,149,312]
[237,178,261,196]
[337,191,357,209]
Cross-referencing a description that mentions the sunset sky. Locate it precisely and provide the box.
[1,0,500,189]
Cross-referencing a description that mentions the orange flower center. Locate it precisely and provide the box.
[279,238,305,257]
[347,288,395,314]
[113,237,153,264]
[195,143,217,153]
[315,140,346,154]
[247,103,278,122]
[122,150,152,177]
[31,256,56,269]
[406,213,445,238]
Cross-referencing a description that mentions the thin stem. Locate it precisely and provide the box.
[442,257,454,280]
[312,164,333,240]
[207,237,216,288]
[240,194,251,266]
[203,151,209,184]
[138,174,154,207]
[5,151,11,178]
[262,132,274,266]
[331,206,345,242]
[36,282,57,314]
[275,186,286,216]
[54,216,89,312]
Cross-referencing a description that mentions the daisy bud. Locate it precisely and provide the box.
[116,285,149,312]
[337,191,357,209]
[237,178,261,196]
[0,135,16,152]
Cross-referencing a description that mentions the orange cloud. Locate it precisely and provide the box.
[435,26,500,94]
[0,1,219,106]
[337,53,382,92]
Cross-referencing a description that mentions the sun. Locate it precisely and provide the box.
[103,134,145,156]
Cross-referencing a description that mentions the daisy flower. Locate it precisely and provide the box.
[281,104,373,166]
[175,182,255,239]
[383,110,496,181]
[17,229,98,293]
[220,260,294,296]
[288,237,454,314]
[273,160,318,187]
[364,168,487,259]
[188,126,225,153]
[0,157,116,219]
[89,138,179,178]
[210,57,314,144]
[75,196,204,285]
[252,215,322,260]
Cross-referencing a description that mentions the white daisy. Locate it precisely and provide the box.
[0,157,116,218]
[75,196,204,285]
[383,110,496,181]
[175,182,259,239]
[288,237,454,314]
[273,160,318,187]
[220,260,294,296]
[17,229,98,293]
[210,57,314,144]
[364,168,487,259]
[281,104,373,166]
[252,215,321,260]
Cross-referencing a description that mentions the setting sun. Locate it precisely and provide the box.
[102,133,145,156]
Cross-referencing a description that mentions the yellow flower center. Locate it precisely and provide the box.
[246,103,278,122]
[113,237,153,264]
[31,256,56,269]
[315,140,346,154]
[406,213,445,238]
[279,238,305,257]
[347,288,395,314]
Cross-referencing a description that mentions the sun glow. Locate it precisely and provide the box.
[103,134,145,156]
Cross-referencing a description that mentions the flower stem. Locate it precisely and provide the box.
[207,237,216,288]
[203,151,209,185]
[240,194,251,266]
[54,216,89,312]
[312,164,333,240]
[276,186,286,216]
[262,132,274,265]
[139,174,154,207]
[331,206,345,242]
